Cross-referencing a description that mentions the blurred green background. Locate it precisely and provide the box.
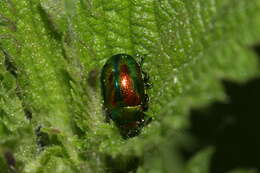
[1,0,260,172]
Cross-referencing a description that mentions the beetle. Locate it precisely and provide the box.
[100,54,151,138]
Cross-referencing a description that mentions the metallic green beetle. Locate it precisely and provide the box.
[101,54,151,138]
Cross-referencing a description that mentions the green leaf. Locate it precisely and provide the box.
[1,0,260,172]
[184,147,214,173]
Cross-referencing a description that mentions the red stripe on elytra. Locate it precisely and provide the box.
[120,64,141,106]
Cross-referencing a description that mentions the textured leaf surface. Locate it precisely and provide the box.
[0,0,260,172]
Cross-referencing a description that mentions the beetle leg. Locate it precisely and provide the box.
[144,115,153,126]
[135,54,152,89]
[142,71,152,89]
[142,94,149,111]
[145,82,152,89]
[145,93,149,102]
[136,53,146,67]
[142,71,149,81]
[139,113,152,127]
[102,107,112,123]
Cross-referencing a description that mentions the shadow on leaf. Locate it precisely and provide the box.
[187,77,260,173]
